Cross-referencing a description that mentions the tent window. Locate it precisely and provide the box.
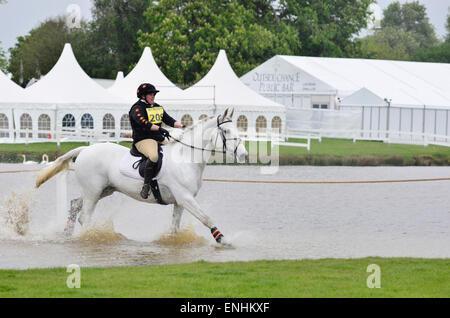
[62,114,75,128]
[181,114,193,127]
[199,114,208,121]
[120,114,131,137]
[38,114,51,139]
[81,113,94,129]
[271,116,282,134]
[312,104,319,109]
[237,115,248,132]
[320,104,328,109]
[20,113,32,138]
[0,113,9,138]
[256,116,267,133]
[103,113,115,137]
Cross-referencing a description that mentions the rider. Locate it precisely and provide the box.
[129,83,185,199]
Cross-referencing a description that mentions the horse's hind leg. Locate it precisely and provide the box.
[78,195,99,228]
[64,187,115,236]
[63,197,83,236]
[171,204,183,234]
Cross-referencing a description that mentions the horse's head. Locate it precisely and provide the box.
[214,108,248,163]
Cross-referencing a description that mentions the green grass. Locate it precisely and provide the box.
[0,258,449,298]
[282,138,450,158]
[1,139,450,165]
[245,138,450,165]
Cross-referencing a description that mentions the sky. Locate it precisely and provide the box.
[0,0,449,56]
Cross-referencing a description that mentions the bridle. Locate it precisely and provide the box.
[167,115,242,156]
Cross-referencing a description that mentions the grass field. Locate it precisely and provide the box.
[1,138,449,165]
[0,258,448,298]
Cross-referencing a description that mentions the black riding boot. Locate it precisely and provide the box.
[140,159,156,199]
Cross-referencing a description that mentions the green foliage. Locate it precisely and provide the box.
[381,0,438,48]
[411,42,450,63]
[358,1,440,61]
[359,27,420,60]
[5,0,383,84]
[83,0,150,78]
[138,0,298,85]
[446,9,450,43]
[7,17,72,86]
[0,41,7,73]
[279,0,375,57]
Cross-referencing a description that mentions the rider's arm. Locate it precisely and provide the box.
[130,105,155,130]
[162,110,176,127]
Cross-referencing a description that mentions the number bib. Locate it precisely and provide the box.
[146,106,164,124]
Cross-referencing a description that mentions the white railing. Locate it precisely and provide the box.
[284,128,450,148]
[1,126,449,149]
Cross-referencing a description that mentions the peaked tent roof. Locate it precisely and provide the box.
[184,50,285,111]
[340,87,386,106]
[22,43,125,104]
[278,55,450,108]
[108,47,186,104]
[0,70,24,103]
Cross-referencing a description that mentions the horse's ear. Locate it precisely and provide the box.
[223,108,228,119]
[230,108,234,119]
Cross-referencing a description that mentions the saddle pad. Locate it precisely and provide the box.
[119,149,166,181]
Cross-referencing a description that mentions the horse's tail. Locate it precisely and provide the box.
[35,146,88,188]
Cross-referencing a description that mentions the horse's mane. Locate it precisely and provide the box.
[168,115,216,143]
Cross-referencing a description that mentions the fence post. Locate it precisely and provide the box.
[422,105,426,141]
[56,171,68,226]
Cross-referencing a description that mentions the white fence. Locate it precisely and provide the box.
[1,118,450,149]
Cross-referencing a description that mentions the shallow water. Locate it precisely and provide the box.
[0,163,449,269]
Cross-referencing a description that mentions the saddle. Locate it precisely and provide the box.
[130,144,164,179]
[129,144,166,205]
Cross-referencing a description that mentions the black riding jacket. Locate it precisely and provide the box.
[129,99,176,144]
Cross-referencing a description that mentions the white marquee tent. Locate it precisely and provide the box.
[241,55,450,138]
[107,47,206,123]
[182,50,286,134]
[0,71,25,139]
[108,47,187,104]
[15,43,128,142]
[241,55,450,109]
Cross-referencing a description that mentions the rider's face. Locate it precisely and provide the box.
[145,93,156,104]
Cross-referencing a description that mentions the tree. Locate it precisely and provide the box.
[0,0,7,72]
[446,8,450,43]
[8,17,71,86]
[138,0,299,85]
[357,1,440,61]
[278,0,375,57]
[87,0,150,78]
[412,43,450,63]
[381,1,438,48]
[359,27,420,60]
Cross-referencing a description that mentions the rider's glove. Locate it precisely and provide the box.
[159,127,170,137]
[181,124,186,129]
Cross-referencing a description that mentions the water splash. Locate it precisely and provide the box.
[156,224,206,246]
[76,219,127,243]
[1,190,36,236]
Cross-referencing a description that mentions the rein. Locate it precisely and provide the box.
[167,115,241,156]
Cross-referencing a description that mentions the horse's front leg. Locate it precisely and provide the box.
[177,194,231,246]
[171,204,183,234]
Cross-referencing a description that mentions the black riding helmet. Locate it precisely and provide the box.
[137,83,160,99]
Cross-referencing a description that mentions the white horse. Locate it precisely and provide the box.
[35,108,248,246]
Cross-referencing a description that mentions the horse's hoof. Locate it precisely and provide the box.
[63,228,73,238]
[218,240,233,248]
[63,219,75,237]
